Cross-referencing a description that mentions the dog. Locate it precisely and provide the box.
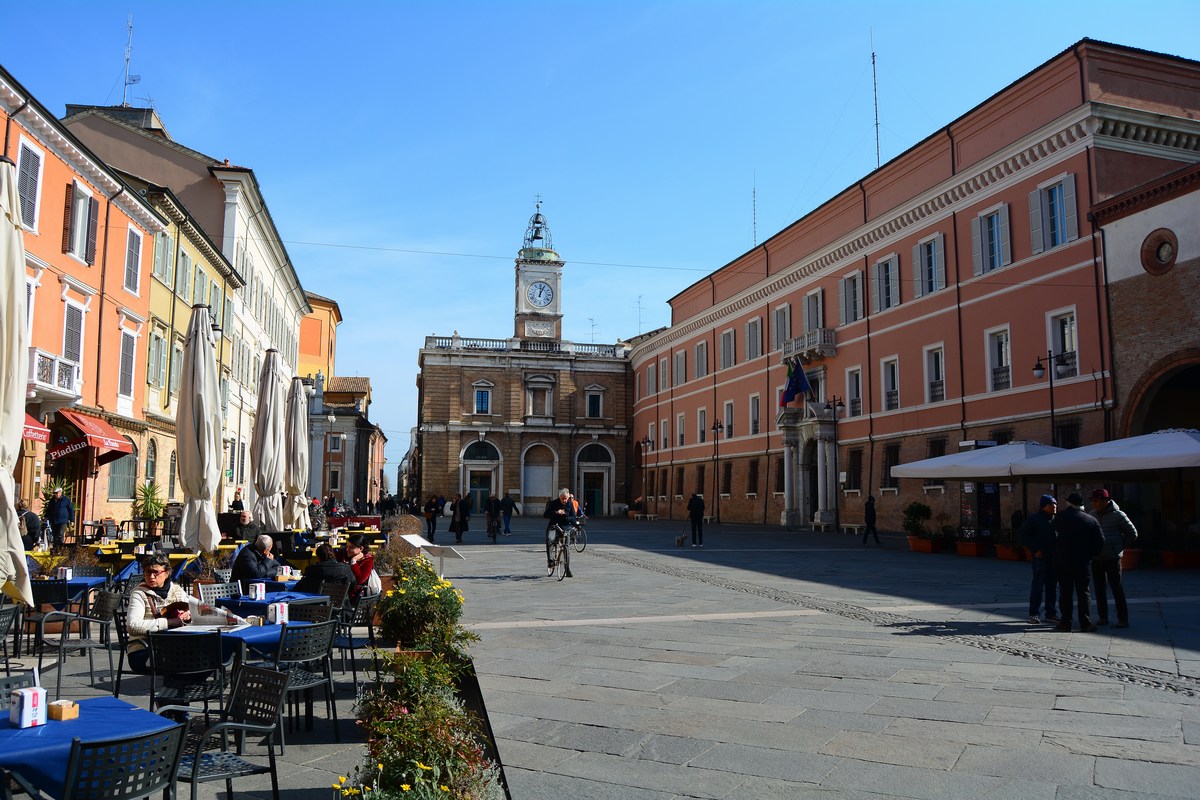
[675,535,687,547]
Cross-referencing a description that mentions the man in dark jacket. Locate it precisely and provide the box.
[483,494,502,542]
[499,493,519,535]
[1052,492,1104,632]
[231,534,282,584]
[543,488,574,578]
[16,499,42,551]
[294,543,355,593]
[45,486,74,547]
[1020,494,1058,625]
[686,493,705,547]
[862,495,880,545]
[1089,488,1137,628]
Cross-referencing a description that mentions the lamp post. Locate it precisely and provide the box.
[1031,351,1068,447]
[640,436,653,512]
[824,396,845,529]
[710,420,724,523]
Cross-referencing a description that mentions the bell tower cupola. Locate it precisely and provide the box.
[514,200,564,340]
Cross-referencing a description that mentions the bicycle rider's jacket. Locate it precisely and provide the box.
[543,497,576,531]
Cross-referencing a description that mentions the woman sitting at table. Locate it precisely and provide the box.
[125,553,242,673]
[294,543,354,594]
[336,534,375,600]
[231,533,282,584]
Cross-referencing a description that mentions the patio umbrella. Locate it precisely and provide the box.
[1011,429,1200,475]
[176,304,222,552]
[0,159,33,606]
[891,441,1065,480]
[250,349,288,532]
[283,377,311,532]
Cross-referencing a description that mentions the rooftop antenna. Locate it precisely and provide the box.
[635,295,645,334]
[122,15,140,107]
[588,317,599,343]
[871,30,880,169]
[752,172,757,247]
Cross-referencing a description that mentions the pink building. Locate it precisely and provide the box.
[630,40,1200,538]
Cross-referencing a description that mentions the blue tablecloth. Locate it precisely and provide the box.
[247,579,299,593]
[214,591,326,618]
[163,621,312,662]
[67,575,107,595]
[0,696,176,800]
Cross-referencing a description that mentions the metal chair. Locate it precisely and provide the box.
[148,630,226,713]
[317,580,349,616]
[332,593,378,688]
[0,602,18,676]
[259,620,339,753]
[3,722,186,800]
[285,602,332,624]
[214,568,233,583]
[0,670,35,694]
[24,580,79,668]
[48,590,121,700]
[159,665,290,800]
[198,582,242,607]
[111,608,147,700]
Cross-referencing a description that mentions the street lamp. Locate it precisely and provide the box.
[710,420,724,523]
[824,396,845,529]
[1031,351,1068,446]
[639,436,653,510]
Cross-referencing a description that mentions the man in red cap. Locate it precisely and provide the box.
[1089,488,1138,628]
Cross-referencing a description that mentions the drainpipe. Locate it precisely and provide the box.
[1083,144,1113,440]
[762,243,772,524]
[93,186,126,408]
[2,97,31,159]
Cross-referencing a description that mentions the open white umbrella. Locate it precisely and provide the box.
[1011,429,1200,475]
[176,304,222,552]
[283,377,311,531]
[0,159,33,606]
[250,349,288,532]
[891,441,1065,480]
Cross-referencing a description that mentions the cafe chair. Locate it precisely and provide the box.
[24,580,79,668]
[148,630,227,714]
[2,722,185,800]
[197,582,242,608]
[47,590,121,701]
[285,602,333,624]
[258,620,339,754]
[158,665,290,800]
[317,580,349,616]
[0,671,35,694]
[111,609,147,700]
[0,602,19,676]
[332,593,379,688]
[214,569,233,583]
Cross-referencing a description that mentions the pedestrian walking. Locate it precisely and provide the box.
[499,493,519,535]
[45,486,74,547]
[1020,494,1059,624]
[862,495,880,545]
[687,493,705,547]
[1052,492,1104,632]
[484,494,501,542]
[449,493,470,544]
[1089,488,1137,628]
[423,494,439,542]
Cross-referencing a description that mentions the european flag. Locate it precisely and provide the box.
[780,361,812,406]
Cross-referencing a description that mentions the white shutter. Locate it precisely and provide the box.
[63,304,83,364]
[872,263,882,313]
[999,204,1012,265]
[815,288,824,328]
[970,216,983,276]
[1029,189,1044,255]
[912,244,924,298]
[838,278,847,326]
[146,335,158,385]
[854,271,865,319]
[1062,174,1078,242]
[889,258,900,306]
[934,236,945,291]
[17,144,40,228]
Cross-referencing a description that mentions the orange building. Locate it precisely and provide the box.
[3,67,165,528]
[298,291,340,383]
[631,40,1200,536]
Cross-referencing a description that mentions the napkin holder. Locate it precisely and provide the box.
[249,582,266,600]
[10,687,47,728]
[266,602,288,624]
[56,566,73,581]
[48,700,78,721]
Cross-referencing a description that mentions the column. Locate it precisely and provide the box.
[815,433,827,524]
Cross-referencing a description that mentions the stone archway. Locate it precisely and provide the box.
[520,443,557,512]
[1121,349,1200,437]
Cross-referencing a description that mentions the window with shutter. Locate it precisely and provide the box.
[63,182,97,261]
[176,252,191,298]
[745,318,761,360]
[119,331,136,397]
[25,282,33,329]
[17,143,41,229]
[874,256,900,312]
[695,341,708,378]
[85,196,99,265]
[772,304,790,350]
[63,303,84,364]
[839,272,864,324]
[124,229,142,292]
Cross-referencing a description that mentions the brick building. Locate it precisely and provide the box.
[415,206,631,515]
[630,40,1200,535]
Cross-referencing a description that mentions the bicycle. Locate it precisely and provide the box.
[565,515,587,552]
[548,526,570,581]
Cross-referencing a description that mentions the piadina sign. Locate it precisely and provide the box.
[47,438,91,462]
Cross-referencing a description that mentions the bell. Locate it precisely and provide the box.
[531,226,543,241]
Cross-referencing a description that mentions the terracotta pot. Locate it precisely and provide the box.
[994,544,1024,561]
[1159,551,1200,569]
[907,536,936,553]
[955,540,989,557]
[1120,549,1141,570]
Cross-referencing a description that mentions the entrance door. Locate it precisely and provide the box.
[468,471,492,516]
[581,471,605,516]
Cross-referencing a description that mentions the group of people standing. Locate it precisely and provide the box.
[1021,488,1138,631]
[421,492,521,544]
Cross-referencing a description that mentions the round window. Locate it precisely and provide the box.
[1140,228,1178,275]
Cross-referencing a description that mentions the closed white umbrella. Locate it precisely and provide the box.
[0,160,33,606]
[176,304,222,552]
[283,377,311,531]
[250,349,288,532]
[1011,429,1200,475]
[891,441,1065,480]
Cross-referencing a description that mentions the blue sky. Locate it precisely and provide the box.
[6,1,1198,477]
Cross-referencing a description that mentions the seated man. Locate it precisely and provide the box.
[230,533,282,585]
[230,510,263,542]
[294,543,355,594]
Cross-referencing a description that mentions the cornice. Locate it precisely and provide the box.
[1091,160,1200,225]
[632,103,1200,362]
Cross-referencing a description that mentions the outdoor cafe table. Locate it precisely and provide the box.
[247,578,300,593]
[162,620,311,664]
[214,591,326,618]
[0,695,176,800]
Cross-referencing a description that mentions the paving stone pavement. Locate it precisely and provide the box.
[32,517,1200,799]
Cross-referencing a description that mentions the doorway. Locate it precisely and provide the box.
[468,471,492,516]
[581,472,605,516]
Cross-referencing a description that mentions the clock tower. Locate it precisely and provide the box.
[514,201,564,340]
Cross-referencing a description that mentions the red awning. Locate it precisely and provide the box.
[22,414,50,443]
[49,409,134,466]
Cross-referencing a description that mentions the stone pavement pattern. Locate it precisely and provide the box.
[37,517,1200,799]
[457,519,1200,800]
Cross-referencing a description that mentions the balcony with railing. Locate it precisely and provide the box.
[884,389,899,411]
[991,365,1011,391]
[781,328,837,362]
[928,379,945,402]
[849,397,862,417]
[422,336,625,358]
[27,347,81,404]
[1057,350,1078,378]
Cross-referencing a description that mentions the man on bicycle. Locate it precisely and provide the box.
[543,488,575,578]
[483,493,502,542]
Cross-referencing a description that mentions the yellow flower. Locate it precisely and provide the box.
[417,761,433,771]
[339,776,347,784]
[386,590,395,597]
[377,764,383,772]
[440,786,449,792]
[401,785,411,792]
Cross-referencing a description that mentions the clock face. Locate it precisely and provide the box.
[526,281,554,307]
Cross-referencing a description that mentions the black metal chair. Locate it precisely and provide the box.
[257,620,339,753]
[332,593,378,688]
[0,602,18,676]
[2,722,186,800]
[0,670,35,694]
[317,580,349,617]
[148,630,226,713]
[48,590,121,700]
[111,608,146,700]
[285,602,332,624]
[24,580,79,673]
[158,665,290,800]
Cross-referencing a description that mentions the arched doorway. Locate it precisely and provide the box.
[521,443,557,512]
[576,442,613,516]
[461,439,501,513]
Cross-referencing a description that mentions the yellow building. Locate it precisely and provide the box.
[299,291,341,383]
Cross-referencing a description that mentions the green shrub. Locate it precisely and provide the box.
[902,502,933,537]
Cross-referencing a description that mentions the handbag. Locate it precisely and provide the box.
[366,569,382,595]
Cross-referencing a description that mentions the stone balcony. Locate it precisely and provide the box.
[781,328,837,362]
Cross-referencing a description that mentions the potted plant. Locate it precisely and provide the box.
[376,556,477,656]
[992,528,1025,561]
[132,481,166,521]
[903,502,936,552]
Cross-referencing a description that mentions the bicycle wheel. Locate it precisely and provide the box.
[552,540,568,581]
[572,526,586,552]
